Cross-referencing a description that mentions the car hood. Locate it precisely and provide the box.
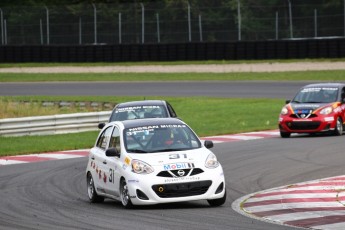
[127,148,210,166]
[289,102,332,113]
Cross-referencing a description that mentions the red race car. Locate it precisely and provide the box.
[279,83,345,138]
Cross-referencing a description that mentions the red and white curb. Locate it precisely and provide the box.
[233,175,345,229]
[0,149,89,166]
[200,130,280,143]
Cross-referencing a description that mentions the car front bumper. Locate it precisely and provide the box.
[125,166,225,205]
[279,115,336,133]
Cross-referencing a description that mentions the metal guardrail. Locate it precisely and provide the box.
[0,111,111,136]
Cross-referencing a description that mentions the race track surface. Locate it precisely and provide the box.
[0,81,308,98]
[1,133,345,230]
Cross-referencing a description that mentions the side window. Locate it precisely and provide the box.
[167,102,177,117]
[109,126,121,153]
[341,87,345,103]
[96,126,113,150]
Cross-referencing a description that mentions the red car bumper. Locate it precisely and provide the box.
[279,115,337,133]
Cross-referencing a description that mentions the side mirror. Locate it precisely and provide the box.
[204,140,214,149]
[285,100,291,104]
[98,123,105,129]
[105,147,120,157]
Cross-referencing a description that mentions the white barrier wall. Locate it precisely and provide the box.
[0,111,112,136]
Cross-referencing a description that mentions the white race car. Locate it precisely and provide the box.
[86,118,226,208]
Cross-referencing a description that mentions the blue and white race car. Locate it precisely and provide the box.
[86,118,226,208]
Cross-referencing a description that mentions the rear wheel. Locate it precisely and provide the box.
[280,131,291,138]
[207,190,227,207]
[120,179,133,209]
[334,117,343,136]
[87,173,104,203]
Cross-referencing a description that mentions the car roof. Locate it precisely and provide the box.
[119,118,185,129]
[302,83,345,89]
[116,100,166,108]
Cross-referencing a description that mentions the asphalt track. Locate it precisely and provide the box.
[1,81,345,229]
[2,134,345,230]
[0,81,310,98]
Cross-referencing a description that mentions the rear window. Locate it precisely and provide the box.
[110,105,168,121]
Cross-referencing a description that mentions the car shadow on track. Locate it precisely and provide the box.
[84,199,227,210]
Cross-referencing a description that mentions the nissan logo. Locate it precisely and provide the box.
[177,170,185,177]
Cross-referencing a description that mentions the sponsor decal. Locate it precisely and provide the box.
[293,119,312,122]
[98,170,102,180]
[292,104,321,110]
[324,117,335,122]
[334,107,341,113]
[163,162,195,171]
[160,124,186,128]
[103,172,107,183]
[128,179,139,183]
[294,109,311,114]
[164,176,200,183]
[116,106,142,113]
[122,164,127,170]
[124,157,131,165]
[130,196,137,199]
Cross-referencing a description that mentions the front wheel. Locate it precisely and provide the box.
[120,179,134,209]
[334,117,343,136]
[207,190,227,207]
[87,173,104,203]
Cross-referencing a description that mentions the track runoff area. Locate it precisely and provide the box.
[3,130,345,229]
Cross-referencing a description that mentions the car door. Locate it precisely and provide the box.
[103,125,123,197]
[92,125,114,194]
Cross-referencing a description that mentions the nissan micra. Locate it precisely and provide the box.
[86,118,226,208]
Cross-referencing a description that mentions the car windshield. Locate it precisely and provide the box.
[124,124,201,153]
[111,105,168,121]
[292,87,338,103]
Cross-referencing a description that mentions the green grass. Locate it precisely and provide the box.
[1,70,345,82]
[1,59,343,156]
[0,97,283,156]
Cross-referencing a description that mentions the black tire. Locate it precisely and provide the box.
[87,173,104,203]
[280,131,291,138]
[207,190,227,207]
[120,179,134,209]
[334,117,343,136]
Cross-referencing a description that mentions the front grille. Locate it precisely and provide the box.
[152,180,212,198]
[156,168,204,178]
[290,114,317,119]
[287,121,321,130]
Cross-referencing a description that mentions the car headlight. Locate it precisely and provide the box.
[131,160,154,174]
[205,153,219,169]
[320,106,333,115]
[281,107,288,115]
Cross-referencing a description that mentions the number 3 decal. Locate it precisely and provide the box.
[169,153,187,159]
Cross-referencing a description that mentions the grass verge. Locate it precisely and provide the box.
[0,97,283,156]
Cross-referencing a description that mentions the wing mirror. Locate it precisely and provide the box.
[98,123,105,129]
[285,100,291,104]
[105,147,120,157]
[204,140,214,149]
